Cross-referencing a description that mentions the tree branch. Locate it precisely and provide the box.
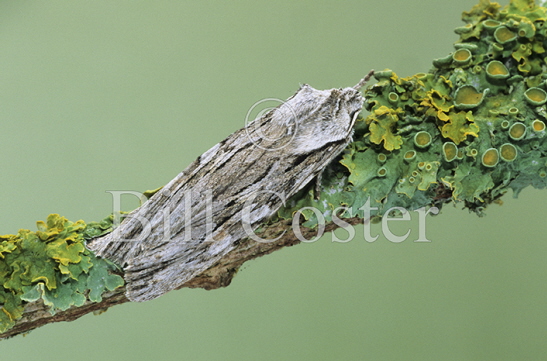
[1,216,367,339]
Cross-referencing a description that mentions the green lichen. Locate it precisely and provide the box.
[0,214,122,333]
[276,0,547,227]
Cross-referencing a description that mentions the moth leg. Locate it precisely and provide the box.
[313,169,324,200]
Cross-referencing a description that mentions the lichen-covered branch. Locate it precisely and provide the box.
[2,0,547,340]
[0,215,363,339]
[277,0,547,226]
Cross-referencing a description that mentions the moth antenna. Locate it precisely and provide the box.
[353,69,375,90]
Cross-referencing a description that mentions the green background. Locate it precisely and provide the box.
[2,0,546,360]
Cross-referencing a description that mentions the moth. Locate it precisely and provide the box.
[88,70,374,302]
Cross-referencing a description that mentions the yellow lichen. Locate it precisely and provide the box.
[494,26,517,43]
[483,19,501,29]
[440,111,480,144]
[404,150,416,162]
[443,142,458,162]
[421,89,453,121]
[500,143,517,161]
[453,49,472,65]
[414,131,432,148]
[454,85,485,109]
[486,60,510,79]
[509,122,526,140]
[524,87,547,105]
[532,119,546,132]
[367,106,404,151]
[462,0,501,25]
[481,148,499,167]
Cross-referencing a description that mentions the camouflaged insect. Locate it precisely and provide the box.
[88,71,374,302]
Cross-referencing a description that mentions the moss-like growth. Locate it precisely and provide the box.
[0,214,123,333]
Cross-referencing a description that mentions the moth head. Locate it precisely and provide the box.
[259,72,373,154]
[282,84,364,154]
